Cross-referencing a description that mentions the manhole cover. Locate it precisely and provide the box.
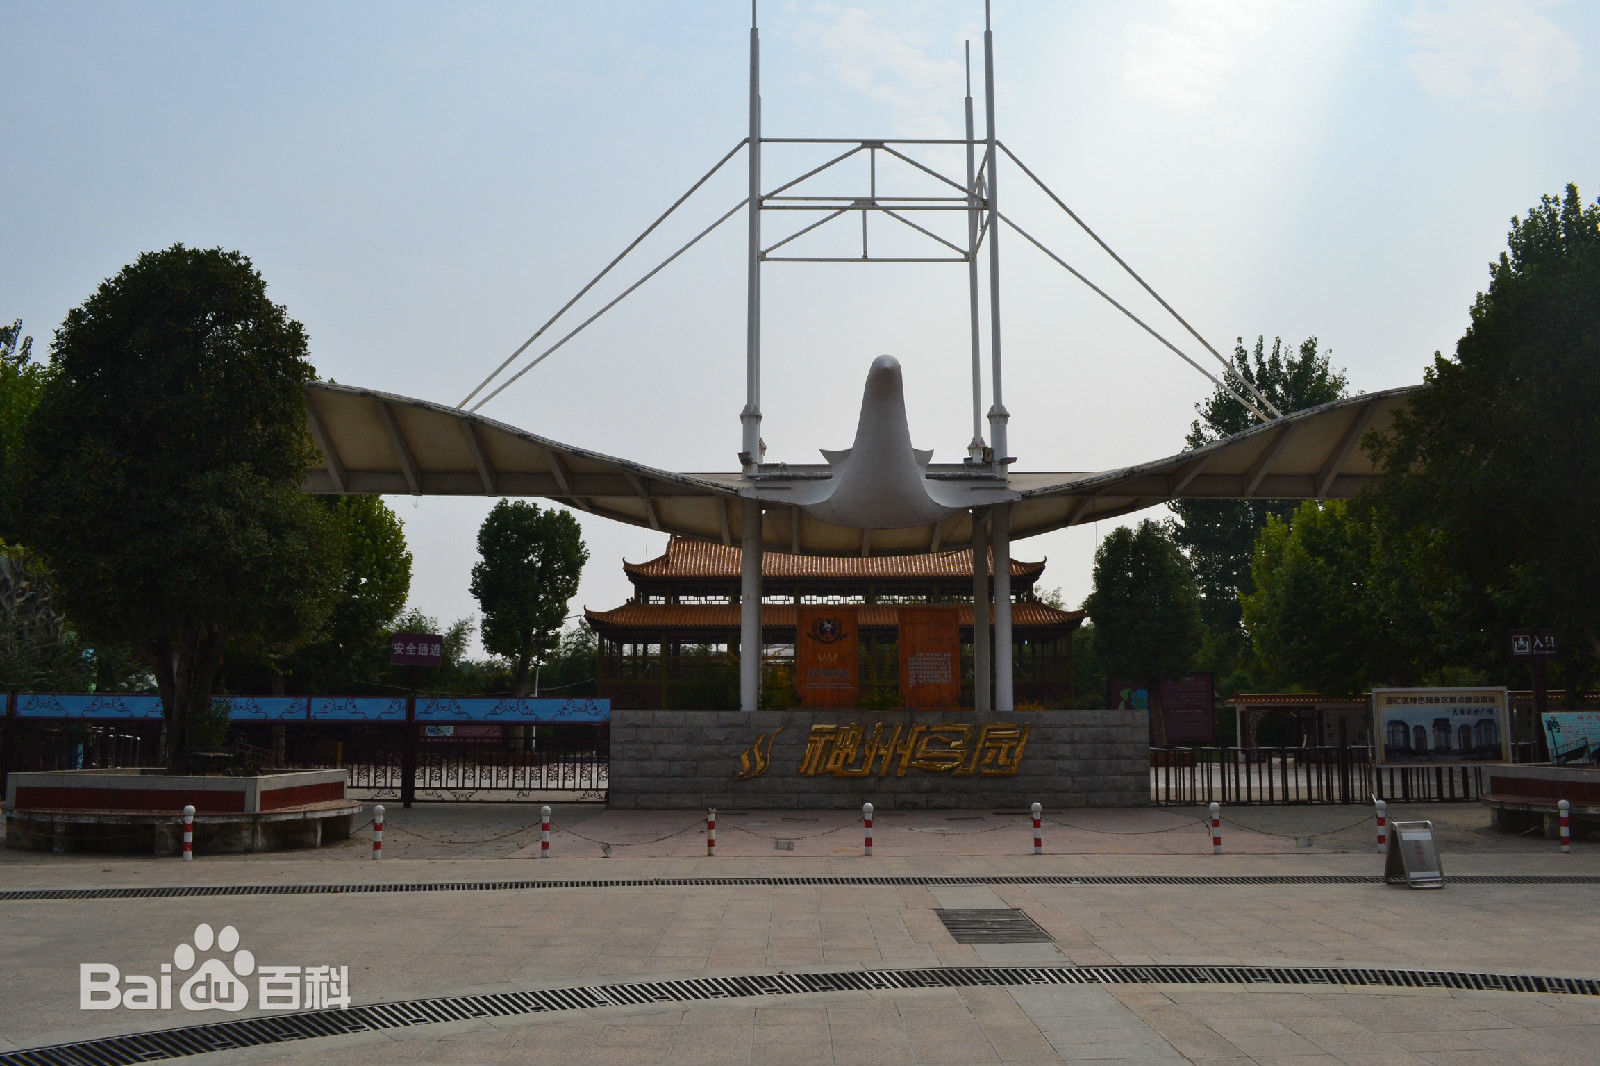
[936,908,1053,944]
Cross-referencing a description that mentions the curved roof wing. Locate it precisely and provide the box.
[303,381,1418,556]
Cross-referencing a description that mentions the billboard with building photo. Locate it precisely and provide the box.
[1373,687,1509,766]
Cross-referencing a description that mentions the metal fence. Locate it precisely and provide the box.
[1150,743,1540,806]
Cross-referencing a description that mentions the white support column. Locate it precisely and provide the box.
[992,502,1014,712]
[741,11,763,473]
[982,5,1009,469]
[971,509,991,714]
[740,497,762,712]
[964,42,985,462]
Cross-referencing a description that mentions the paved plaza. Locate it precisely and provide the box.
[3,801,1598,1065]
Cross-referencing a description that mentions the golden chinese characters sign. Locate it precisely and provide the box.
[897,605,961,710]
[797,721,1030,778]
[796,606,858,707]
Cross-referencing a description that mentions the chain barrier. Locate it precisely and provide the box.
[1044,814,1207,836]
[552,818,705,849]
[1220,812,1376,842]
[886,820,1012,835]
[384,818,547,845]
[720,819,859,842]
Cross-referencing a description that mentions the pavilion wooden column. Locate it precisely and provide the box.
[971,508,991,714]
[993,503,1014,712]
[740,498,762,712]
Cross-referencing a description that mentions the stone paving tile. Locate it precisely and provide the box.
[7,806,1600,1064]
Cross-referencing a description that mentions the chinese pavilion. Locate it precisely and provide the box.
[586,537,1084,709]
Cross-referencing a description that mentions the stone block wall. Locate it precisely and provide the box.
[608,708,1148,809]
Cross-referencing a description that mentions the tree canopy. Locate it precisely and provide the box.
[470,501,588,696]
[1241,499,1439,697]
[15,245,340,769]
[220,495,412,694]
[0,320,48,538]
[1170,336,1348,635]
[1371,184,1600,698]
[1083,519,1201,695]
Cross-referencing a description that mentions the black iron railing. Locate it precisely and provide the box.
[1150,743,1540,805]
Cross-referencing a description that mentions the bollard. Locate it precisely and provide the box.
[1560,799,1571,854]
[373,805,384,860]
[1209,801,1221,854]
[1031,802,1042,855]
[707,808,716,857]
[182,805,195,861]
[863,802,874,857]
[540,805,551,858]
[1375,799,1387,853]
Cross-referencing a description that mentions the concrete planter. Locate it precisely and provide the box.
[4,768,360,855]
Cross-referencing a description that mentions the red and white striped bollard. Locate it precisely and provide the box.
[373,804,383,860]
[1031,802,1042,855]
[1209,801,1221,854]
[863,802,873,857]
[182,804,194,861]
[540,805,551,858]
[1560,799,1571,854]
[1375,799,1387,853]
[707,808,716,857]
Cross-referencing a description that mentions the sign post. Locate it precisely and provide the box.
[391,633,443,808]
[1511,630,1557,761]
[1384,819,1444,888]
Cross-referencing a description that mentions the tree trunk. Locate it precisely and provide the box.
[151,628,226,774]
[510,652,532,698]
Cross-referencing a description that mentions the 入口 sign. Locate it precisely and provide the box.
[1510,630,1558,659]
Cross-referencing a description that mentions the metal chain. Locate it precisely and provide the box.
[1221,813,1376,842]
[721,819,858,842]
[1043,814,1206,836]
[553,819,705,848]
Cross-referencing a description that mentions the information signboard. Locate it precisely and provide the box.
[1384,820,1444,888]
[1542,711,1600,765]
[897,605,961,710]
[1373,687,1509,766]
[796,606,859,707]
[391,632,443,667]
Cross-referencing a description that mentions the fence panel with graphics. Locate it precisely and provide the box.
[1,693,609,803]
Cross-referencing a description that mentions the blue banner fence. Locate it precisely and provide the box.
[1,693,610,804]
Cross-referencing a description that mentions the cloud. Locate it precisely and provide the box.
[1404,0,1580,110]
[1121,0,1280,110]
[785,4,966,137]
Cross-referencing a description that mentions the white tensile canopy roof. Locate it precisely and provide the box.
[303,380,1417,556]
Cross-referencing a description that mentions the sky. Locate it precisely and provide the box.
[4,1,1598,659]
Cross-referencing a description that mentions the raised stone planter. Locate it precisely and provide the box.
[3,768,361,855]
[1483,764,1600,840]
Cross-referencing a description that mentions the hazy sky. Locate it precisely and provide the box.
[5,1,1597,657]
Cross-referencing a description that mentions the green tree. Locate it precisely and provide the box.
[1242,499,1436,696]
[470,501,588,696]
[1372,184,1600,699]
[0,544,91,691]
[1083,520,1202,734]
[0,320,49,537]
[15,246,341,771]
[1170,336,1348,637]
[224,496,413,693]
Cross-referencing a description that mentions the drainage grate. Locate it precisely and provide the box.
[4,963,1597,1066]
[937,908,1054,943]
[4,873,1600,903]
